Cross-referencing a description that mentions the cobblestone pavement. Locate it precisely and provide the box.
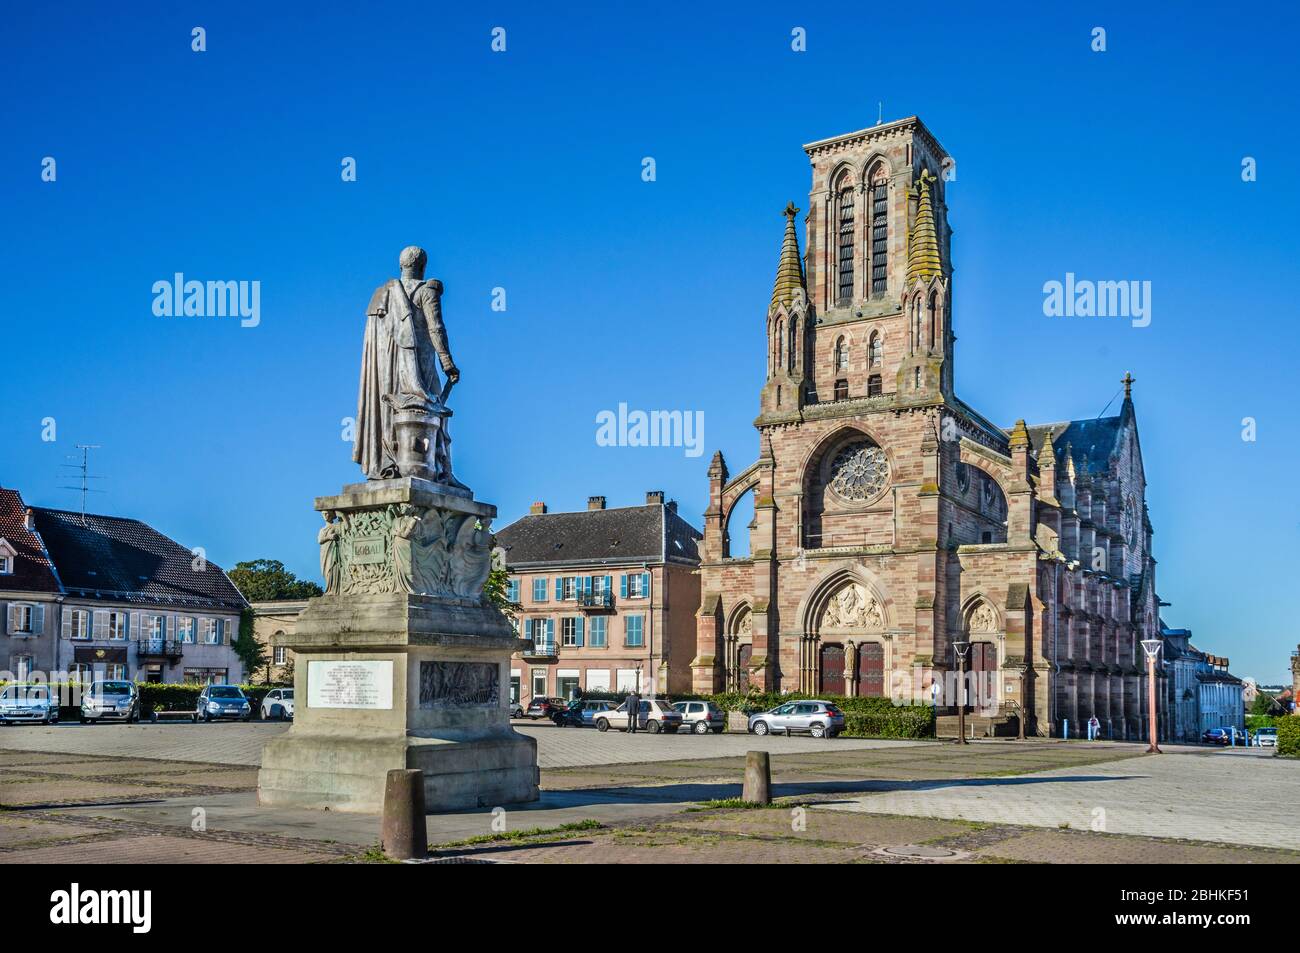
[0,721,924,769]
[816,747,1300,851]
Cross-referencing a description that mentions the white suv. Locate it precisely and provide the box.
[260,687,295,721]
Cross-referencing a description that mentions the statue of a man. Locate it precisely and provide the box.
[352,246,461,481]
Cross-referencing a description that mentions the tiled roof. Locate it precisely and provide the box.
[0,488,61,593]
[31,506,247,610]
[496,503,701,568]
[1020,416,1123,473]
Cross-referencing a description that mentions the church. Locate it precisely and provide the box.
[690,117,1164,740]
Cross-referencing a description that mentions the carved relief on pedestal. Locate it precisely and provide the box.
[320,502,493,600]
[819,582,885,630]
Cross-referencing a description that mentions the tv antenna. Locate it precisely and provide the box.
[58,444,104,523]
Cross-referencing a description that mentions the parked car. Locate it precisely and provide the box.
[525,696,566,720]
[80,680,140,724]
[749,700,845,738]
[594,698,682,734]
[509,701,524,719]
[553,699,616,727]
[1253,727,1278,748]
[194,684,251,722]
[1200,727,1238,746]
[260,687,295,721]
[0,684,59,725]
[673,699,726,734]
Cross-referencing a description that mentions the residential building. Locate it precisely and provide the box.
[250,598,308,683]
[691,116,1173,739]
[0,486,247,684]
[1162,625,1245,739]
[495,492,701,703]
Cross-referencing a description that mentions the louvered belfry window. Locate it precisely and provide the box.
[837,188,855,304]
[870,178,888,294]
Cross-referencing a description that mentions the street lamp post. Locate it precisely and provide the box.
[952,641,971,745]
[1139,639,1163,754]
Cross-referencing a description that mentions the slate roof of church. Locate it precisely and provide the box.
[30,506,247,610]
[0,487,61,593]
[1017,416,1123,473]
[496,503,702,569]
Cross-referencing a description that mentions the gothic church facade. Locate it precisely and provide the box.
[691,117,1164,739]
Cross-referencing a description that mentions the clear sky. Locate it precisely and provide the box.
[3,2,1297,682]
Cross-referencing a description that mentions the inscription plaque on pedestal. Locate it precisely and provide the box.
[307,660,394,710]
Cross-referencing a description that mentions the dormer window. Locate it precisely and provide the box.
[0,538,15,575]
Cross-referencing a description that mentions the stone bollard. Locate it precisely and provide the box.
[742,750,771,805]
[381,769,427,860]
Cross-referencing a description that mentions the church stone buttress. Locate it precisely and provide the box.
[692,116,1167,743]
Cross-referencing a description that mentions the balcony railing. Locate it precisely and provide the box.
[522,640,558,661]
[577,590,613,611]
[136,638,184,660]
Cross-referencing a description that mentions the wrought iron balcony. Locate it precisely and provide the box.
[136,638,183,660]
[577,590,613,612]
[521,640,558,661]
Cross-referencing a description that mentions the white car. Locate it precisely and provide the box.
[260,687,295,721]
[593,698,683,734]
[1254,727,1278,748]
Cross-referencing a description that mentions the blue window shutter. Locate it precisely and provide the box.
[604,575,613,597]
[546,619,555,642]
[524,618,533,639]
[620,574,628,598]
[555,577,563,600]
[642,572,651,598]
[583,576,593,597]
[575,617,584,647]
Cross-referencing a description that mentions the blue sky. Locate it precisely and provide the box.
[3,2,1297,681]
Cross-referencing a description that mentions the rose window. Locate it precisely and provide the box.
[828,441,890,501]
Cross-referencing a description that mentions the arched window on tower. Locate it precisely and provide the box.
[837,185,855,305]
[869,169,889,294]
[833,336,848,372]
[789,318,798,371]
[776,319,785,370]
[911,296,923,352]
[868,330,882,368]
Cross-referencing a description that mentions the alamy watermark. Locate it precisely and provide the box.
[595,403,704,458]
[1042,273,1150,328]
[152,274,260,328]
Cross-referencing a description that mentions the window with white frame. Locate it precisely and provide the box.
[12,655,33,680]
[71,663,92,684]
[0,555,11,574]
[105,663,126,680]
[10,603,34,634]
[177,617,195,643]
[531,668,548,698]
[627,573,648,598]
[107,611,127,640]
[561,617,580,647]
[274,646,287,665]
[67,607,90,639]
[561,577,577,600]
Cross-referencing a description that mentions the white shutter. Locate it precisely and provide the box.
[61,606,72,639]
[93,609,108,639]
[129,612,141,641]
[32,604,45,635]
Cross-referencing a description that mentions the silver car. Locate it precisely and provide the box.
[80,680,140,723]
[0,684,59,724]
[748,700,845,738]
[673,699,726,734]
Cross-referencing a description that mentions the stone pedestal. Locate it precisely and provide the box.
[257,478,538,813]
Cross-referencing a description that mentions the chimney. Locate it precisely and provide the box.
[587,496,606,511]
[529,501,547,515]
[24,508,35,530]
[666,499,678,514]
[645,490,665,506]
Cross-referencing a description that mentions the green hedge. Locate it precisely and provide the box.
[557,689,934,739]
[13,682,288,719]
[1277,717,1300,758]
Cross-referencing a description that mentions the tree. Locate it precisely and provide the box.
[483,564,515,622]
[227,559,323,602]
[232,609,266,682]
